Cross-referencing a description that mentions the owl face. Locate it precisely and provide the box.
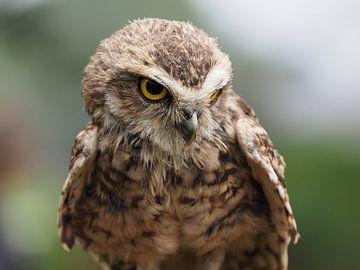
[82,19,232,154]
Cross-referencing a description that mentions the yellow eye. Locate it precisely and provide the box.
[139,78,168,101]
[209,89,223,103]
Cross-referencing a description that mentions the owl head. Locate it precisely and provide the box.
[82,18,232,158]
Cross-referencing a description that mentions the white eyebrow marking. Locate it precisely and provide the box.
[202,67,230,93]
[201,50,232,94]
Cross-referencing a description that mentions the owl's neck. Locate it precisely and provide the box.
[99,124,204,171]
[97,118,230,195]
[97,112,228,172]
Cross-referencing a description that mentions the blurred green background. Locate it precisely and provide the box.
[0,0,359,269]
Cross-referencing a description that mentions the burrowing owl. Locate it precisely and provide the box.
[58,18,299,270]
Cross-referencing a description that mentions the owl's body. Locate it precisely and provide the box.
[58,19,298,270]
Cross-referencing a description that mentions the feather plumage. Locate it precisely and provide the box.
[58,18,298,270]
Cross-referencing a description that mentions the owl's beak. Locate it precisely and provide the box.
[179,112,198,144]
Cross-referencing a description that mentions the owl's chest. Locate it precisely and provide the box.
[75,143,266,261]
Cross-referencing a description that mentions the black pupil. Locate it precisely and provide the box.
[146,80,163,95]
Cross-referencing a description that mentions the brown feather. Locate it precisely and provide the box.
[58,123,98,250]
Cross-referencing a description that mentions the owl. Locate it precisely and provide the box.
[58,18,299,270]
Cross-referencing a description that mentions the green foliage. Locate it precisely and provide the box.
[282,140,360,269]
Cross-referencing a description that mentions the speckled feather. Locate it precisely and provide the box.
[58,18,298,270]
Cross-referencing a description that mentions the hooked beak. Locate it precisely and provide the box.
[179,112,198,144]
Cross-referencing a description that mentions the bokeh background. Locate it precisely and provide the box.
[0,0,359,269]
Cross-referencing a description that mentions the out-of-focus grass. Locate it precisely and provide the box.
[0,177,94,270]
[1,139,359,269]
[280,139,360,270]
